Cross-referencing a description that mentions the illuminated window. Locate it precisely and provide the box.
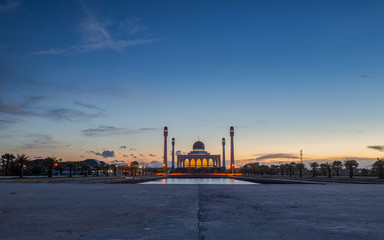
[216,159,220,167]
[203,159,207,167]
[196,158,201,168]
[191,159,196,168]
[209,159,213,167]
[185,159,189,167]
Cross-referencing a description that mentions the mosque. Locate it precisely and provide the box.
[163,126,235,173]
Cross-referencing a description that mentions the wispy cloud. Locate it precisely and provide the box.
[82,126,158,137]
[255,153,299,161]
[74,101,105,112]
[32,5,158,55]
[367,145,384,152]
[120,145,127,149]
[23,134,59,149]
[0,0,21,12]
[0,96,105,122]
[82,125,131,137]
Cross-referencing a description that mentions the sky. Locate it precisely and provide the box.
[1,0,384,168]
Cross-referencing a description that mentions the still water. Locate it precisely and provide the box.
[140,178,259,184]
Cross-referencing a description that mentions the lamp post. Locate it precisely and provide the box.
[172,138,175,172]
[230,126,234,174]
[222,138,226,171]
[163,126,168,175]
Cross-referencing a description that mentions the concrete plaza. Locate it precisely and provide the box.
[1,183,383,239]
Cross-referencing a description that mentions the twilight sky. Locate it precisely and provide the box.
[1,0,384,168]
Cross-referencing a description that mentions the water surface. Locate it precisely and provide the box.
[140,178,259,184]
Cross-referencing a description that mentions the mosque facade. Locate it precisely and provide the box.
[176,141,221,172]
[163,126,235,173]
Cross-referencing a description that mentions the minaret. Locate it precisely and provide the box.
[171,138,175,172]
[163,126,168,174]
[222,138,226,171]
[230,126,234,173]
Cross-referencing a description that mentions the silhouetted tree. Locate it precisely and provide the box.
[1,153,15,176]
[80,162,90,177]
[372,158,384,179]
[344,159,359,178]
[280,164,285,177]
[325,162,332,178]
[67,161,78,177]
[320,163,327,176]
[310,162,319,177]
[111,164,118,176]
[288,162,296,177]
[270,165,277,176]
[332,160,342,177]
[32,164,45,176]
[44,156,58,178]
[95,163,101,176]
[295,163,305,177]
[15,154,29,178]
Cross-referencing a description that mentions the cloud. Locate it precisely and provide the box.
[130,154,135,157]
[110,160,126,165]
[0,96,104,122]
[0,0,21,12]
[23,134,59,149]
[367,146,384,152]
[34,156,43,159]
[120,145,127,149]
[139,128,159,131]
[74,101,105,112]
[0,116,18,128]
[90,150,115,158]
[82,126,157,137]
[255,153,299,161]
[82,125,130,137]
[139,154,144,157]
[129,148,136,151]
[123,155,129,158]
[32,5,158,55]
[149,154,156,157]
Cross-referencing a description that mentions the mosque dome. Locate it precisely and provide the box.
[193,141,205,150]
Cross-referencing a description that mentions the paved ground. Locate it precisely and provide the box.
[1,183,383,240]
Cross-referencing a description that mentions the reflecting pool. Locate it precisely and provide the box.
[140,178,259,184]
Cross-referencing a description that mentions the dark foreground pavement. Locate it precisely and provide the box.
[1,183,383,240]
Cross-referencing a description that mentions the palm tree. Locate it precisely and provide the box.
[1,153,15,176]
[310,162,319,177]
[67,161,78,177]
[325,162,332,178]
[44,156,58,178]
[111,164,118,176]
[80,162,90,177]
[15,154,29,178]
[103,165,110,176]
[94,163,101,176]
[372,158,384,179]
[344,159,359,178]
[332,160,342,177]
[319,163,327,176]
[270,165,277,176]
[295,163,305,177]
[280,164,285,177]
[288,162,296,177]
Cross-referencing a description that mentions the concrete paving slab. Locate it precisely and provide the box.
[0,183,383,240]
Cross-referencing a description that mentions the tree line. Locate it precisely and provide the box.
[240,159,384,179]
[0,154,158,178]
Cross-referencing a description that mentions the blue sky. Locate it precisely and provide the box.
[1,0,384,167]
